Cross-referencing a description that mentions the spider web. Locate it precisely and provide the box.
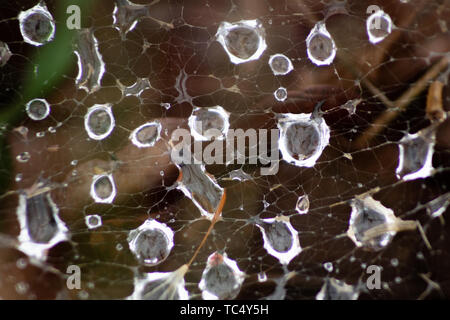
[0,0,449,300]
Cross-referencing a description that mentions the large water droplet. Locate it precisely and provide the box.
[74,29,106,93]
[296,195,310,214]
[396,127,435,181]
[269,54,293,75]
[188,106,230,141]
[16,182,69,259]
[278,113,330,167]
[84,104,115,140]
[306,21,336,66]
[274,87,287,102]
[18,3,55,46]
[128,219,174,266]
[216,19,267,64]
[347,194,397,250]
[198,252,245,300]
[367,10,393,44]
[257,216,301,265]
[130,121,161,148]
[25,98,50,121]
[113,0,149,36]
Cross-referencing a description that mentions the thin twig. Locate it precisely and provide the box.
[354,55,450,149]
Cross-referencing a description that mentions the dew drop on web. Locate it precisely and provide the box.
[295,195,309,214]
[84,104,115,140]
[74,29,106,93]
[367,10,393,44]
[269,54,293,75]
[18,2,55,47]
[85,214,102,230]
[90,174,116,204]
[346,194,397,251]
[188,106,230,141]
[216,19,267,64]
[176,164,225,220]
[278,113,330,168]
[316,278,359,300]
[25,98,50,121]
[130,121,161,148]
[16,152,31,163]
[256,216,301,265]
[274,87,287,102]
[113,0,149,36]
[306,21,336,66]
[16,182,69,260]
[127,219,174,266]
[0,41,12,67]
[198,252,245,300]
[396,127,435,181]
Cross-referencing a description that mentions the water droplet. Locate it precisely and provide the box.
[295,195,310,214]
[113,0,149,36]
[268,54,293,75]
[16,152,31,163]
[367,10,393,44]
[316,278,359,300]
[130,265,189,300]
[306,21,336,66]
[122,77,150,96]
[0,41,12,67]
[130,121,161,148]
[258,272,267,282]
[176,164,225,220]
[25,98,50,121]
[347,194,397,250]
[278,113,330,167]
[396,127,435,181]
[74,29,106,93]
[16,184,69,260]
[90,174,116,203]
[128,219,174,266]
[199,252,245,300]
[425,193,450,218]
[216,19,267,64]
[84,104,115,140]
[85,214,102,229]
[323,262,333,272]
[18,3,55,46]
[274,87,287,102]
[257,216,301,265]
[188,106,230,141]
